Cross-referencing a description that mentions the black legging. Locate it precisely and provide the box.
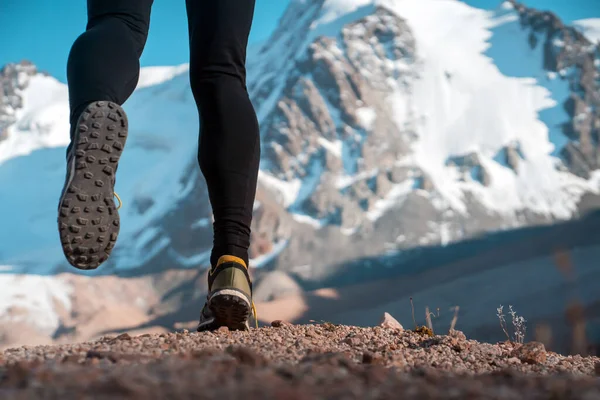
[66,0,260,267]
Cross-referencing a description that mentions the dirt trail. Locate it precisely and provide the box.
[1,323,599,399]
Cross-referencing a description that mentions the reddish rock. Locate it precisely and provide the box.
[61,354,81,364]
[115,333,132,341]
[362,351,384,365]
[226,345,268,367]
[343,336,361,346]
[511,342,547,365]
[271,320,292,328]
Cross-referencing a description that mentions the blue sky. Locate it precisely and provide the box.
[1,0,598,82]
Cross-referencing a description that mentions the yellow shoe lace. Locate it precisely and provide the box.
[114,192,122,210]
[252,301,258,329]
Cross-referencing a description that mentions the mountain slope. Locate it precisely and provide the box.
[574,18,600,44]
[0,0,599,347]
[247,0,600,281]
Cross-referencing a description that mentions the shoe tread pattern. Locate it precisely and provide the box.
[58,101,127,270]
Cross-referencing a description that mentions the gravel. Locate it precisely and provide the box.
[1,323,599,399]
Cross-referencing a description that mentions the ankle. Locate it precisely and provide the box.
[210,247,249,268]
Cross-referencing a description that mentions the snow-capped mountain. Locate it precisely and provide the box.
[247,0,600,281]
[574,18,600,44]
[0,0,599,346]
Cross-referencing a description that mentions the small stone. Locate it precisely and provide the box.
[61,354,81,364]
[186,349,215,362]
[86,350,116,363]
[511,341,547,364]
[115,333,132,341]
[85,357,100,366]
[449,329,467,341]
[380,312,403,330]
[217,326,230,333]
[271,320,292,328]
[301,352,354,367]
[345,337,359,346]
[226,345,267,367]
[362,351,384,365]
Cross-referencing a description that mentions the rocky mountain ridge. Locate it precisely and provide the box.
[0,61,39,141]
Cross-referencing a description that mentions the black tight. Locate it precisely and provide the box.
[67,0,260,267]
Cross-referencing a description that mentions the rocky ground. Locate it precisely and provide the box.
[1,319,599,399]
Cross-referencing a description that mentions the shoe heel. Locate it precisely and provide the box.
[209,290,251,330]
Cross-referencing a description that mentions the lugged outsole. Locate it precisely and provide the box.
[208,291,252,331]
[57,101,128,270]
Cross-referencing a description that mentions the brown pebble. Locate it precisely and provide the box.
[115,333,132,341]
[362,351,383,365]
[218,326,230,333]
[344,336,360,346]
[86,350,115,363]
[61,354,81,364]
[226,345,268,367]
[190,348,222,360]
[511,342,547,365]
[2,362,33,387]
[271,320,292,328]
[301,352,354,368]
[449,329,467,341]
[84,357,100,366]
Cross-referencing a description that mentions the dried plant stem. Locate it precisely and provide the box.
[450,306,459,332]
[410,297,417,329]
[425,306,434,334]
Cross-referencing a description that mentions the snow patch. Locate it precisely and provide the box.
[192,218,211,228]
[316,0,374,25]
[341,226,358,236]
[0,74,69,165]
[0,274,72,335]
[356,107,377,130]
[367,179,415,221]
[317,137,343,158]
[251,240,289,268]
[292,213,325,228]
[136,64,190,90]
[379,0,594,219]
[168,248,211,268]
[258,170,302,208]
[573,19,600,44]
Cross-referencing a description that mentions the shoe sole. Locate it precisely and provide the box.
[207,290,252,331]
[57,101,128,270]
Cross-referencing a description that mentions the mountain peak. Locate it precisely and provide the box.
[573,19,600,44]
[0,60,40,140]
